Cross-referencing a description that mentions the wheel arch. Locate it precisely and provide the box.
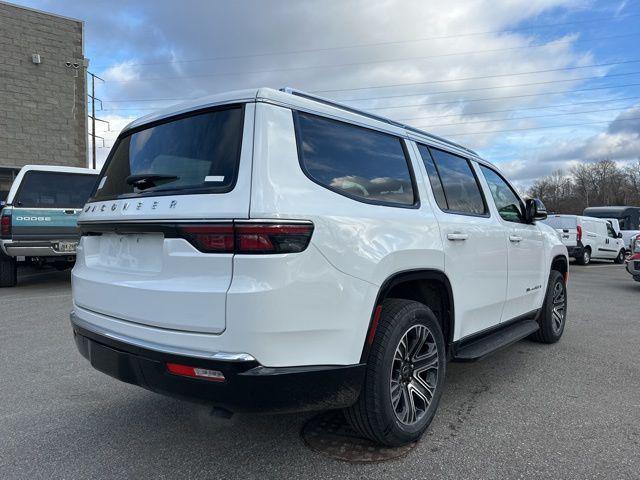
[360,269,455,363]
[550,254,568,277]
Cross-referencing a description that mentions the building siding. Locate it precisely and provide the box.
[0,1,86,197]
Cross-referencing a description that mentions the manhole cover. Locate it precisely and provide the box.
[301,410,417,462]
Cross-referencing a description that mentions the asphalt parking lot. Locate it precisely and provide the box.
[1,263,639,479]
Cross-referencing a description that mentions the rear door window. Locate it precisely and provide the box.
[14,171,97,208]
[417,145,487,215]
[294,112,416,207]
[93,105,244,201]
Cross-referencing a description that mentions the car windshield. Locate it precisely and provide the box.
[92,105,244,200]
[13,171,97,209]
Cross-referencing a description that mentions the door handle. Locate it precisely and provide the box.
[447,233,469,241]
[509,235,523,243]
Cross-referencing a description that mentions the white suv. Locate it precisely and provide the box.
[70,87,568,447]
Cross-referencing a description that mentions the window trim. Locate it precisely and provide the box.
[292,110,420,209]
[478,163,527,224]
[89,103,246,202]
[13,170,98,209]
[418,144,490,218]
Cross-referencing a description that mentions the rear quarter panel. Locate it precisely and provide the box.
[250,102,444,287]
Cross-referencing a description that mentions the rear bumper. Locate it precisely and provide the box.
[567,242,583,258]
[1,239,76,257]
[70,313,365,413]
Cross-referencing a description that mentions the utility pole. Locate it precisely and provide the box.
[87,72,107,170]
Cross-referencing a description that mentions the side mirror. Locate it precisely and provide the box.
[618,232,623,239]
[525,198,547,223]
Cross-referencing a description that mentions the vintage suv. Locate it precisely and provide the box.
[0,165,97,287]
[70,88,568,447]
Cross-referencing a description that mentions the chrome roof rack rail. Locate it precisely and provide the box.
[279,86,478,157]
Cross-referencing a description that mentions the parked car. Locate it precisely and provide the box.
[0,165,98,287]
[542,214,626,265]
[584,206,640,251]
[626,234,640,282]
[70,87,568,447]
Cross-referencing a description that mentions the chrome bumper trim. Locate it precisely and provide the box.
[70,310,256,363]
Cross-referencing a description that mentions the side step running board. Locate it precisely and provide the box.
[452,319,540,362]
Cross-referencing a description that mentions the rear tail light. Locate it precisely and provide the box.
[166,363,225,382]
[177,222,313,254]
[0,213,11,239]
[576,225,582,242]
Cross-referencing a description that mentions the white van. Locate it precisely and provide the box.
[543,215,626,264]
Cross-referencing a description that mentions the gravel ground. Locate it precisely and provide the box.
[1,262,639,479]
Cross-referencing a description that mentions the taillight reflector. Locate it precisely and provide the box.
[0,214,11,238]
[177,222,313,254]
[166,363,225,382]
[576,225,582,242]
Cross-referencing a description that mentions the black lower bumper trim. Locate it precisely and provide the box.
[72,324,365,413]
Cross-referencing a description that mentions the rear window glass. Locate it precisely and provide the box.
[93,105,244,200]
[295,112,416,206]
[543,216,577,230]
[14,172,97,208]
[419,146,486,215]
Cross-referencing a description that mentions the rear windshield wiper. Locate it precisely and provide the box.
[125,174,179,190]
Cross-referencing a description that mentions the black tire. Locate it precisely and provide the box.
[0,253,17,287]
[344,299,446,447]
[614,249,625,264]
[530,270,567,343]
[576,247,591,265]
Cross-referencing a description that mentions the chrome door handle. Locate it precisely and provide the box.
[509,235,523,243]
[447,233,469,241]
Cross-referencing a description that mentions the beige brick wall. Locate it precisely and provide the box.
[0,1,87,180]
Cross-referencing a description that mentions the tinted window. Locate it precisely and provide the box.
[417,145,447,210]
[295,112,415,206]
[93,106,244,200]
[14,172,97,208]
[418,147,486,215]
[479,165,524,223]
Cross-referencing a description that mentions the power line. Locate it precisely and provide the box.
[99,32,640,85]
[313,59,640,94]
[100,94,640,117]
[99,67,640,105]
[91,12,640,69]
[341,70,640,107]
[396,95,640,122]
[444,115,640,136]
[366,81,640,111]
[413,105,640,128]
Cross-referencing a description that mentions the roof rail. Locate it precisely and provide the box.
[279,86,478,157]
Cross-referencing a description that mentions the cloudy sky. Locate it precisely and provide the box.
[13,0,640,188]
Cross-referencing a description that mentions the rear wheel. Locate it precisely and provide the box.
[577,247,591,265]
[344,299,446,447]
[530,270,567,343]
[0,253,17,287]
[614,249,625,264]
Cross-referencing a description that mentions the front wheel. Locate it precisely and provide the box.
[344,299,446,447]
[530,270,567,343]
[614,249,625,264]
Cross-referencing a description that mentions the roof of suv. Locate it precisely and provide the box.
[124,87,486,164]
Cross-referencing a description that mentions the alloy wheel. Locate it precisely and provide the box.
[551,280,566,334]
[390,324,439,425]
